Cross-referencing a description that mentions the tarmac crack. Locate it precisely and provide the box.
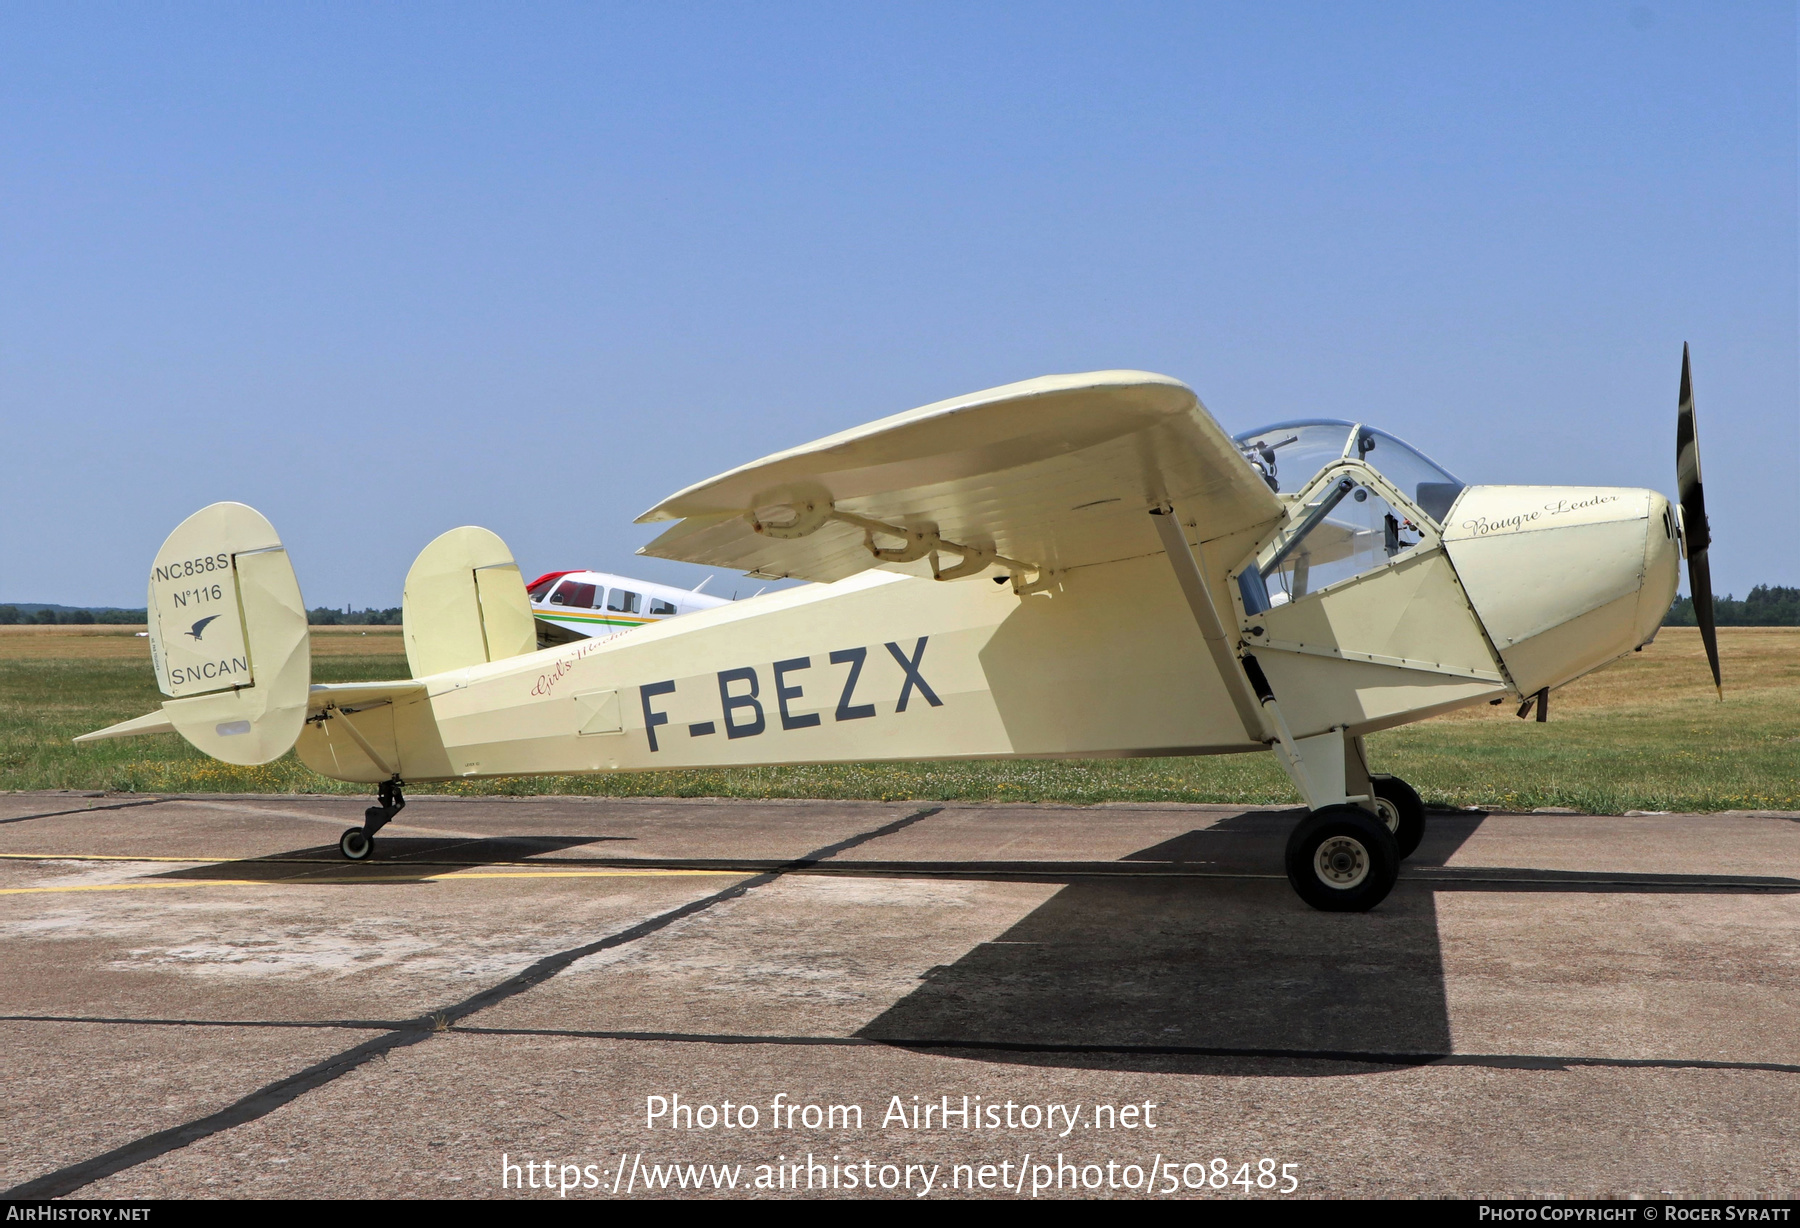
[2,805,943,1200]
[0,798,168,825]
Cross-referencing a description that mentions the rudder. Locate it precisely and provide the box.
[401,526,537,678]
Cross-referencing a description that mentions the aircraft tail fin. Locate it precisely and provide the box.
[84,502,313,765]
[402,527,538,679]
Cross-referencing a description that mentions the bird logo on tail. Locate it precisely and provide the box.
[184,615,221,641]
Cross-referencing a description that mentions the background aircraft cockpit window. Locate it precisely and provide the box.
[608,589,641,614]
[550,580,597,608]
[648,597,678,616]
[527,578,557,602]
[1352,429,1464,523]
[1233,421,1353,494]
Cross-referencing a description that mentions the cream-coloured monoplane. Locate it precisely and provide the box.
[80,351,1722,911]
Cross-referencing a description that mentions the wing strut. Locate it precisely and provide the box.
[312,704,396,778]
[1149,507,1267,745]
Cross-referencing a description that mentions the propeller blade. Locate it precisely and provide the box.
[1675,343,1722,699]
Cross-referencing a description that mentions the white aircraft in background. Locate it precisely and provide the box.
[525,570,731,646]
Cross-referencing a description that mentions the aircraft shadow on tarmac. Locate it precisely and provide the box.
[148,834,631,884]
[853,810,1797,1076]
[849,809,1477,1075]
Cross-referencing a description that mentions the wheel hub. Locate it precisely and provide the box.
[1314,835,1369,888]
[1373,796,1400,834]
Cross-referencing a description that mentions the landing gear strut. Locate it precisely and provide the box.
[340,777,405,861]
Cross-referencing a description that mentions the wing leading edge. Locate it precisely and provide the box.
[635,370,1283,586]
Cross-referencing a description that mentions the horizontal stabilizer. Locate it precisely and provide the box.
[74,708,178,744]
[308,680,431,710]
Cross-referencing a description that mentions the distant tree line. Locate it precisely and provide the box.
[1666,585,1799,627]
[0,606,145,625]
[306,607,403,625]
[0,604,404,626]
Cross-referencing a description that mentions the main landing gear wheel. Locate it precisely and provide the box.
[1284,805,1400,912]
[340,827,374,860]
[1370,774,1425,860]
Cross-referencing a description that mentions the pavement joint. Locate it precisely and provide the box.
[6,849,1794,893]
[442,1025,1800,1075]
[2,1013,412,1031]
[6,1013,1796,1077]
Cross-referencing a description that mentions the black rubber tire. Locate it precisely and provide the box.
[1371,774,1426,860]
[340,827,374,861]
[1284,805,1400,912]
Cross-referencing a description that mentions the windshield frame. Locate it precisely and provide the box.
[1233,455,1446,617]
[1233,418,1464,525]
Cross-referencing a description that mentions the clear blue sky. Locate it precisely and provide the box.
[2,2,1793,607]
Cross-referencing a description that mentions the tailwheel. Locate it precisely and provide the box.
[1370,774,1426,859]
[340,827,374,860]
[1284,805,1399,912]
[338,778,405,861]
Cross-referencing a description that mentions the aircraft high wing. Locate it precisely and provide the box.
[636,370,1284,591]
[79,363,1711,912]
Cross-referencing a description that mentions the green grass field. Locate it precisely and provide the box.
[2,624,1794,812]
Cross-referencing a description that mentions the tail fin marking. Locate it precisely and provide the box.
[135,503,312,765]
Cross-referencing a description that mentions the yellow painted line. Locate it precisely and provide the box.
[1,853,213,863]
[1,854,739,874]
[0,881,268,895]
[425,870,737,881]
[0,868,744,896]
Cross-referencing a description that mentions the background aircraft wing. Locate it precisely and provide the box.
[635,370,1284,582]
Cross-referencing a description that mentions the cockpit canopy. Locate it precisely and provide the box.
[1232,420,1468,613]
[1233,420,1464,523]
